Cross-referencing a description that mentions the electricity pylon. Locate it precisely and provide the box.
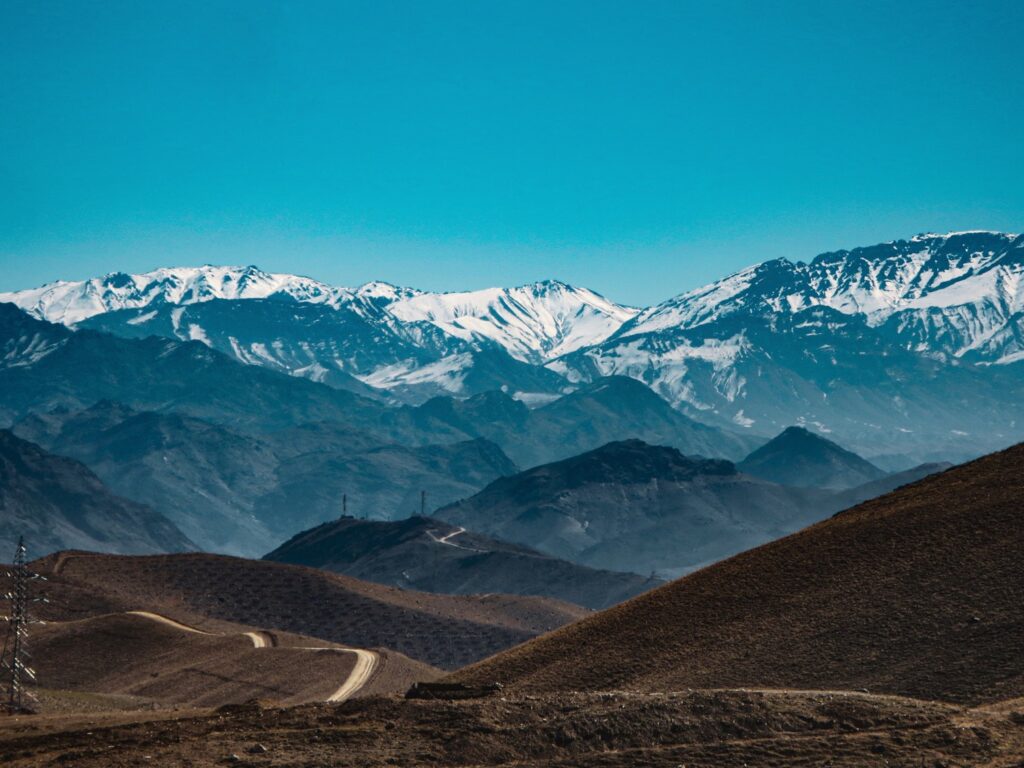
[2,537,45,714]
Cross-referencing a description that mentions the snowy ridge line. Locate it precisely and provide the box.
[0,268,639,363]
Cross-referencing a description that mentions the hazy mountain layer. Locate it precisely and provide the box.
[264,515,663,610]
[0,430,194,557]
[436,439,835,577]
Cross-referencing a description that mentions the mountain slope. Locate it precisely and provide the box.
[30,551,588,670]
[436,439,833,576]
[253,438,519,530]
[12,401,282,554]
[736,426,886,489]
[450,441,1024,705]
[0,430,194,557]
[264,516,662,610]
[830,461,952,510]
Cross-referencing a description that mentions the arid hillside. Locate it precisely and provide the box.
[26,551,588,670]
[451,442,1024,704]
[28,612,437,709]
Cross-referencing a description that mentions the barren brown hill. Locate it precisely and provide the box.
[451,443,1024,704]
[28,612,437,708]
[27,551,587,670]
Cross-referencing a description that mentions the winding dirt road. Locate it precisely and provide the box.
[124,611,377,702]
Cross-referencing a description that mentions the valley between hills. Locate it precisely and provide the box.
[1,232,1023,766]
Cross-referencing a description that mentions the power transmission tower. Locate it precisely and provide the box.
[1,537,45,714]
[421,490,426,517]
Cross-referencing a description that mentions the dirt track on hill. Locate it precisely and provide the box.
[120,610,379,703]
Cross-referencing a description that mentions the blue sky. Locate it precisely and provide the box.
[2,0,1022,306]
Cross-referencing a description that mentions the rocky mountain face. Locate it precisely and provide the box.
[737,426,886,489]
[0,301,385,431]
[435,439,837,578]
[264,516,662,610]
[0,430,194,557]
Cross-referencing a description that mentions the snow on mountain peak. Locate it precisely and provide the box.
[0,265,339,324]
[0,267,637,364]
[621,231,1023,341]
[385,280,638,362]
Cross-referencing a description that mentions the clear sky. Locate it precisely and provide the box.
[2,0,1022,306]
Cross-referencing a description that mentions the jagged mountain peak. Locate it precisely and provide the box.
[622,231,1023,339]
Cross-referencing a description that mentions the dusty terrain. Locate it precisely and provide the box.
[1,689,1022,766]
[27,611,439,709]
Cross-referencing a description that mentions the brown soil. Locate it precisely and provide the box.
[451,443,1024,703]
[21,611,440,710]
[31,613,358,707]
[1,689,1022,766]
[23,551,587,669]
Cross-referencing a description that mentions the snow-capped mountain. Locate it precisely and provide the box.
[554,231,1024,460]
[0,265,346,325]
[4,231,1024,460]
[0,266,635,402]
[621,231,1024,362]
[387,280,637,364]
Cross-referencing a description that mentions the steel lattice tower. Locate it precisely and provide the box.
[2,537,38,714]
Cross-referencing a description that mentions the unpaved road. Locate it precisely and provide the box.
[125,611,376,702]
[428,526,484,552]
[326,648,378,702]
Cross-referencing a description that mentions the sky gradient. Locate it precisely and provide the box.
[2,0,1022,306]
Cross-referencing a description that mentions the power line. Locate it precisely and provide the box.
[1,537,46,714]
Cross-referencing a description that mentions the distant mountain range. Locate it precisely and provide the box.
[3,231,1022,461]
[557,231,1024,461]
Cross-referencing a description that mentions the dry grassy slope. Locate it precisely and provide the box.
[29,552,587,669]
[452,443,1024,704]
[30,613,365,708]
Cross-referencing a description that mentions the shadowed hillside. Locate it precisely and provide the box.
[737,425,886,489]
[264,516,662,609]
[451,442,1024,704]
[436,439,832,576]
[0,430,193,556]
